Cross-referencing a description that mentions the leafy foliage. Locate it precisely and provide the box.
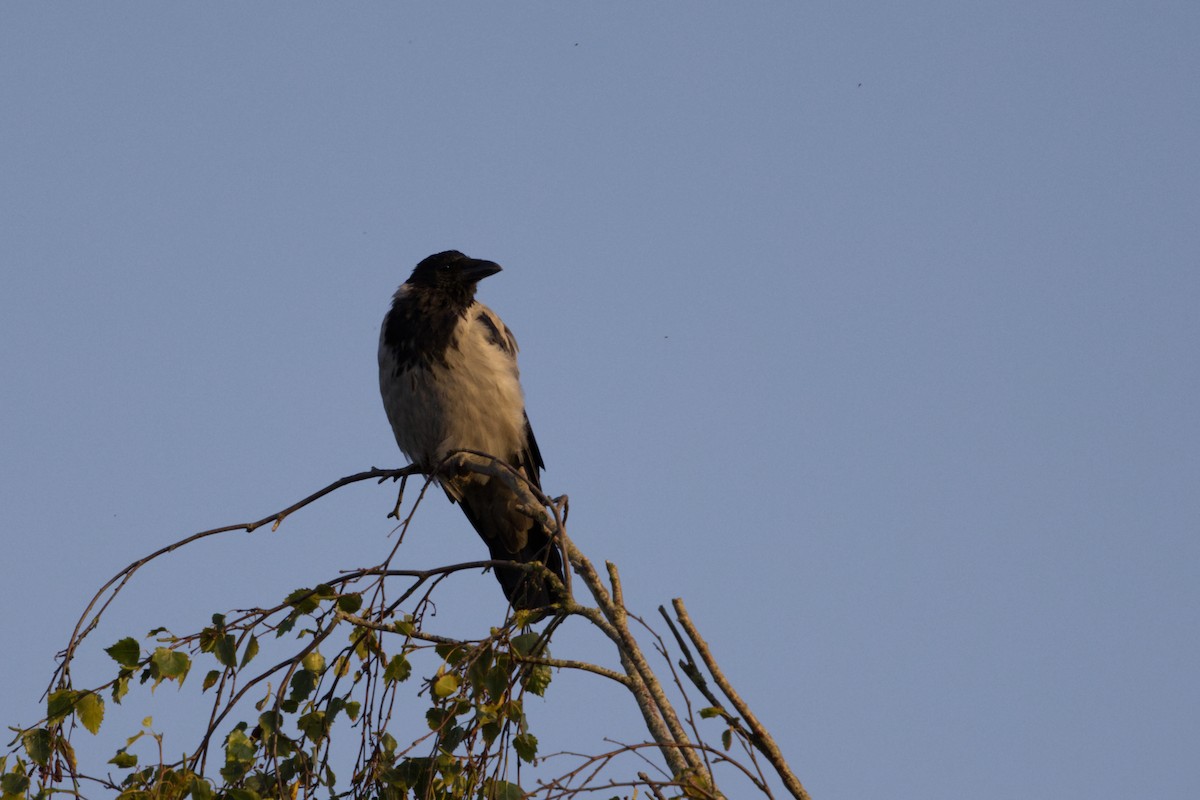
[2,463,807,799]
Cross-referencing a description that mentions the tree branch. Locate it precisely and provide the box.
[672,598,811,800]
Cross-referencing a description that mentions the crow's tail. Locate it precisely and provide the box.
[454,481,566,613]
[482,522,566,612]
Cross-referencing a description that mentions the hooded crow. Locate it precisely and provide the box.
[378,250,565,612]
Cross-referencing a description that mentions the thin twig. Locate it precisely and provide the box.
[639,771,669,800]
[53,467,419,693]
[673,598,811,800]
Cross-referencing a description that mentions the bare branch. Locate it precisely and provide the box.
[672,598,811,800]
[52,467,420,694]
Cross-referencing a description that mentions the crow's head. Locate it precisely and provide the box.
[406,251,502,306]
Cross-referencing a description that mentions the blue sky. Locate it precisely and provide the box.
[2,4,1198,798]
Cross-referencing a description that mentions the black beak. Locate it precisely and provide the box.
[461,258,502,283]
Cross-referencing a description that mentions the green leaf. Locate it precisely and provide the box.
[336,593,363,614]
[111,674,130,704]
[467,647,494,692]
[698,706,722,719]
[435,643,464,665]
[485,659,512,700]
[513,608,546,627]
[327,696,344,718]
[425,708,449,731]
[224,728,256,768]
[215,634,238,669]
[721,728,733,751]
[273,737,297,762]
[392,757,431,795]
[284,587,321,614]
[384,654,411,684]
[452,697,473,718]
[513,732,538,763]
[22,728,52,766]
[202,670,220,692]
[108,749,138,768]
[225,788,262,800]
[47,690,76,724]
[302,651,326,674]
[523,664,552,697]
[431,673,459,699]
[240,635,260,668]
[257,711,283,735]
[490,780,526,800]
[105,637,141,668]
[150,648,191,685]
[511,632,541,657]
[77,692,104,735]
[352,629,378,660]
[190,776,214,800]
[1,771,31,796]
[344,700,361,721]
[440,725,466,752]
[211,613,226,627]
[332,655,350,677]
[297,710,327,743]
[289,668,315,702]
[198,626,219,654]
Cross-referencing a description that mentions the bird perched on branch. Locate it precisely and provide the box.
[378,250,565,612]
